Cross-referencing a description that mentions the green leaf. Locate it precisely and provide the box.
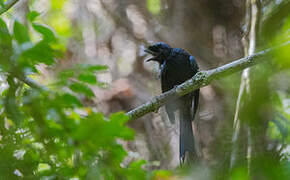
[109,112,134,140]
[110,112,129,125]
[32,23,56,42]
[58,69,75,83]
[77,64,108,72]
[129,160,146,169]
[13,21,30,44]
[126,160,147,180]
[78,73,97,84]
[61,93,82,107]
[118,127,135,140]
[0,18,11,43]
[73,113,105,141]
[27,11,40,22]
[110,144,128,164]
[0,18,12,70]
[69,82,94,97]
[87,65,108,72]
[22,41,55,65]
[37,163,51,173]
[152,170,172,179]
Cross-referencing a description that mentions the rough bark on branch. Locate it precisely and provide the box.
[126,41,289,120]
[0,0,20,15]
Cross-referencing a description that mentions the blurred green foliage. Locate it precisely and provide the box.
[0,0,289,179]
[147,0,161,15]
[0,11,168,180]
[261,0,290,147]
[210,1,290,179]
[262,0,290,155]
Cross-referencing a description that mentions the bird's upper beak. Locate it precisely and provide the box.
[144,48,158,62]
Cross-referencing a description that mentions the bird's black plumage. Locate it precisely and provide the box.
[145,42,199,163]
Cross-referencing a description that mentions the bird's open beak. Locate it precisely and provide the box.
[144,48,158,62]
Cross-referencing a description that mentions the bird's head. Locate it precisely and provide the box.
[145,42,171,64]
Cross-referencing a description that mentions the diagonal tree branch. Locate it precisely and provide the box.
[12,42,289,120]
[0,0,20,15]
[126,41,289,120]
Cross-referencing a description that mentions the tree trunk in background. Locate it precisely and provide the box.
[91,0,247,168]
[231,0,260,171]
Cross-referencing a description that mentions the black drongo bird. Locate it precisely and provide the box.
[145,42,199,163]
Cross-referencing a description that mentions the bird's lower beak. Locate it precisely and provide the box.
[146,57,156,62]
[144,48,158,62]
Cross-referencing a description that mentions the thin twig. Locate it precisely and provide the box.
[0,0,20,15]
[17,75,48,91]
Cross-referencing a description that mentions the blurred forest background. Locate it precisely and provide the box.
[0,0,289,179]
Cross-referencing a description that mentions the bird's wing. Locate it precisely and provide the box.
[189,55,199,120]
[192,89,199,120]
[189,55,199,72]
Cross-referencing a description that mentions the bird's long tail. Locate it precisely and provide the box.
[179,97,197,164]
